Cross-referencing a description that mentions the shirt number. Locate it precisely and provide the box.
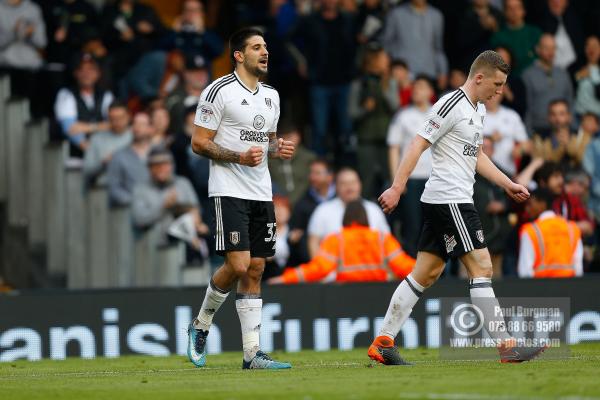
[265,222,277,242]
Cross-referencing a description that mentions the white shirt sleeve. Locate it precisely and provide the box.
[194,85,225,131]
[54,89,77,121]
[574,239,583,277]
[101,92,115,118]
[269,91,280,133]
[510,110,528,142]
[418,102,457,144]
[386,112,403,146]
[307,204,326,237]
[366,201,390,233]
[517,232,536,278]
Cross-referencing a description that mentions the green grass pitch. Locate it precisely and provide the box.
[1,343,599,400]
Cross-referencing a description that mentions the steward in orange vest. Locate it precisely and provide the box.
[518,188,583,278]
[270,200,415,284]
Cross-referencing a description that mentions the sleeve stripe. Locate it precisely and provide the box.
[437,90,461,117]
[438,93,464,118]
[262,83,275,89]
[205,74,235,103]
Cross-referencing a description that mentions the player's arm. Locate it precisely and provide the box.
[191,126,263,167]
[379,135,431,214]
[267,132,295,159]
[476,147,530,203]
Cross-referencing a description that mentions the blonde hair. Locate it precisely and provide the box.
[468,50,510,78]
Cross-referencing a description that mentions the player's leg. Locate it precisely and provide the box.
[188,197,252,367]
[457,204,546,362]
[236,257,264,364]
[369,251,446,365]
[461,248,548,362]
[236,200,291,369]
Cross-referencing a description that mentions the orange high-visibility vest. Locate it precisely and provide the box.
[280,225,415,283]
[520,215,580,278]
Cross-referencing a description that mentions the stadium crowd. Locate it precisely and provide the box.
[2,0,600,287]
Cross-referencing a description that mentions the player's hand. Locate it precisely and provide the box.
[278,138,295,160]
[378,186,403,214]
[505,182,530,203]
[240,146,264,167]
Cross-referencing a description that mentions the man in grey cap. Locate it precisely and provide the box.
[131,146,208,246]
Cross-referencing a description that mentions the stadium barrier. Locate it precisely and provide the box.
[1,278,599,361]
[0,75,192,290]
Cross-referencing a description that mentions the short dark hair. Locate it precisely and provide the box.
[336,166,359,182]
[108,100,128,111]
[530,188,555,209]
[413,74,434,89]
[310,158,333,174]
[342,200,369,227]
[534,161,562,184]
[548,98,570,111]
[229,27,264,65]
[391,59,408,69]
[469,50,510,77]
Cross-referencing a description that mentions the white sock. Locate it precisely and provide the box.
[469,277,511,342]
[378,274,425,340]
[194,279,230,332]
[236,294,262,362]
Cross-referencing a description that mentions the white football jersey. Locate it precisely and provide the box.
[418,88,486,204]
[194,71,280,201]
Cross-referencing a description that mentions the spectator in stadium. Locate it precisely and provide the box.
[490,0,541,76]
[83,100,132,187]
[0,0,47,77]
[41,0,100,66]
[150,105,173,147]
[533,0,583,71]
[160,0,223,73]
[578,112,600,141]
[269,200,414,284]
[520,161,594,237]
[531,100,586,168]
[446,69,467,94]
[382,0,447,90]
[287,158,336,266]
[455,0,503,73]
[355,0,385,47]
[518,188,583,278]
[522,34,574,136]
[349,42,397,200]
[474,137,511,278]
[54,53,114,155]
[494,46,526,118]
[165,53,210,136]
[307,167,389,258]
[574,36,600,118]
[106,111,153,207]
[100,0,164,83]
[583,116,600,219]
[269,125,316,207]
[132,146,208,247]
[288,0,356,157]
[386,75,434,257]
[390,59,412,108]
[482,91,530,177]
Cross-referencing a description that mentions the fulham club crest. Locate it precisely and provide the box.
[265,98,272,108]
[230,231,240,245]
[476,230,485,243]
